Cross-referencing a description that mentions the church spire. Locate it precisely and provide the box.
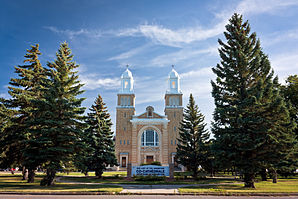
[119,65,134,94]
[167,65,181,94]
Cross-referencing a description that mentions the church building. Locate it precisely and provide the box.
[115,67,183,167]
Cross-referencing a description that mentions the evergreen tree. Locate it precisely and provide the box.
[76,95,117,178]
[176,94,210,179]
[0,44,45,182]
[0,99,14,169]
[28,42,85,186]
[211,13,295,188]
[0,100,12,134]
[282,75,298,136]
[277,75,298,177]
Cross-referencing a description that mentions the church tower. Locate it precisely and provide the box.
[164,66,183,164]
[115,66,135,168]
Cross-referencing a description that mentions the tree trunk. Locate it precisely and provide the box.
[95,170,103,179]
[244,172,255,188]
[193,168,198,180]
[27,169,35,183]
[210,168,214,177]
[272,169,277,183]
[41,169,56,186]
[260,168,267,181]
[22,167,28,180]
[47,169,56,186]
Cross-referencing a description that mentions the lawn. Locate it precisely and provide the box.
[179,178,298,194]
[60,175,239,185]
[55,170,239,185]
[0,174,123,193]
[56,171,127,177]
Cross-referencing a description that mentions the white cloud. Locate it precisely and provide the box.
[44,26,102,39]
[262,28,298,47]
[115,0,298,47]
[180,67,216,129]
[180,67,214,79]
[180,67,215,97]
[108,44,152,61]
[236,0,298,16]
[271,52,298,83]
[116,27,142,37]
[151,46,218,67]
[44,0,298,47]
[117,24,225,47]
[80,74,120,90]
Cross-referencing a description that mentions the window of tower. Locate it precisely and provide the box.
[141,129,159,146]
[124,81,129,88]
[121,96,131,106]
[173,97,178,106]
[172,81,176,88]
[169,97,173,106]
[127,97,131,106]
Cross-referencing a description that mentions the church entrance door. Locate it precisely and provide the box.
[146,155,154,164]
[121,157,126,167]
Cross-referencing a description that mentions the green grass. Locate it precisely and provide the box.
[55,171,127,177]
[60,175,239,185]
[0,174,122,193]
[179,178,298,194]
[102,171,127,177]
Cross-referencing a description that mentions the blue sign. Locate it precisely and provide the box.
[131,165,169,176]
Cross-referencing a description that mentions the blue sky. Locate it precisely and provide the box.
[1,0,298,132]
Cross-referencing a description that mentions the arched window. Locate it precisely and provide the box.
[172,81,176,88]
[124,81,129,88]
[146,106,154,117]
[141,129,159,146]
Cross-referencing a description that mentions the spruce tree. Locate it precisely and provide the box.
[211,13,295,187]
[0,99,14,169]
[0,44,45,182]
[76,95,117,178]
[29,42,85,186]
[176,94,210,179]
[282,75,298,136]
[277,75,298,177]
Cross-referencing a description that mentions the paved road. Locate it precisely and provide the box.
[0,196,297,199]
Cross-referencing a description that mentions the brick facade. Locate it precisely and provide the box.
[115,68,183,167]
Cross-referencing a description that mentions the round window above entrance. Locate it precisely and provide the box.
[141,129,159,146]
